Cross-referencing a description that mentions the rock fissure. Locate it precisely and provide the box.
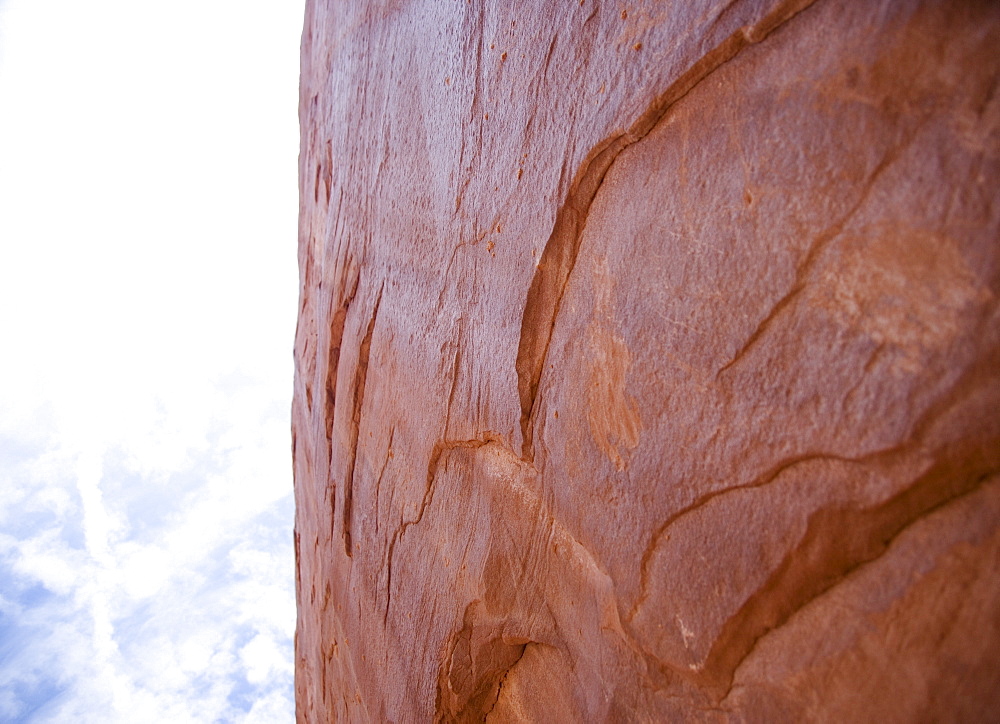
[323,264,360,471]
[516,0,821,460]
[656,445,999,695]
[626,449,877,625]
[373,425,395,541]
[718,467,1000,702]
[716,123,922,377]
[383,434,506,626]
[342,283,383,557]
[482,643,530,722]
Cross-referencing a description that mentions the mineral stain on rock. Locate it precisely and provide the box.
[292,0,1000,720]
[586,258,641,471]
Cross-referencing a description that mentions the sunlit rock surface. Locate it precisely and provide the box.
[293,0,1000,719]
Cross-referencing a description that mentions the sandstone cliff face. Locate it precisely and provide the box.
[293,0,1000,720]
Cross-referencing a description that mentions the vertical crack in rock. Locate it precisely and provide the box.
[314,140,332,205]
[373,426,395,540]
[435,600,534,722]
[293,529,302,595]
[444,323,463,439]
[384,435,505,625]
[515,0,819,461]
[323,264,360,526]
[482,643,530,722]
[343,283,384,557]
[454,3,486,215]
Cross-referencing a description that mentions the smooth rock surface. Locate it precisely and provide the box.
[293,0,1000,720]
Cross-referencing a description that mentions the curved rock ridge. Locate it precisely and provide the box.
[293,0,1000,720]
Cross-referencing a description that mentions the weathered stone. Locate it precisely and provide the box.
[293,0,1000,720]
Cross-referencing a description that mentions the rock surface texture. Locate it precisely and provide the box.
[293,0,1000,720]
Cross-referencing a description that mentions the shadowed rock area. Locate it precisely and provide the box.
[292,0,1000,720]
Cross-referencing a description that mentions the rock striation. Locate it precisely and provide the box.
[293,0,1000,720]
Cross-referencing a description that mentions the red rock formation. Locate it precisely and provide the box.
[293,0,1000,720]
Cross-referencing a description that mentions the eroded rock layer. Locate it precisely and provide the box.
[293,0,1000,720]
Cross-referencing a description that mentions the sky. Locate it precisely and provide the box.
[0,0,303,721]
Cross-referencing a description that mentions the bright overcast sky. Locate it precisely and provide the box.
[0,0,303,721]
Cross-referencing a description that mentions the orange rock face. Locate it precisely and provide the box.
[293,0,1000,720]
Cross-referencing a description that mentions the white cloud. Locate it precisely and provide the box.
[241,634,287,686]
[0,444,299,722]
[5,532,84,597]
[0,0,303,720]
[245,689,296,724]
